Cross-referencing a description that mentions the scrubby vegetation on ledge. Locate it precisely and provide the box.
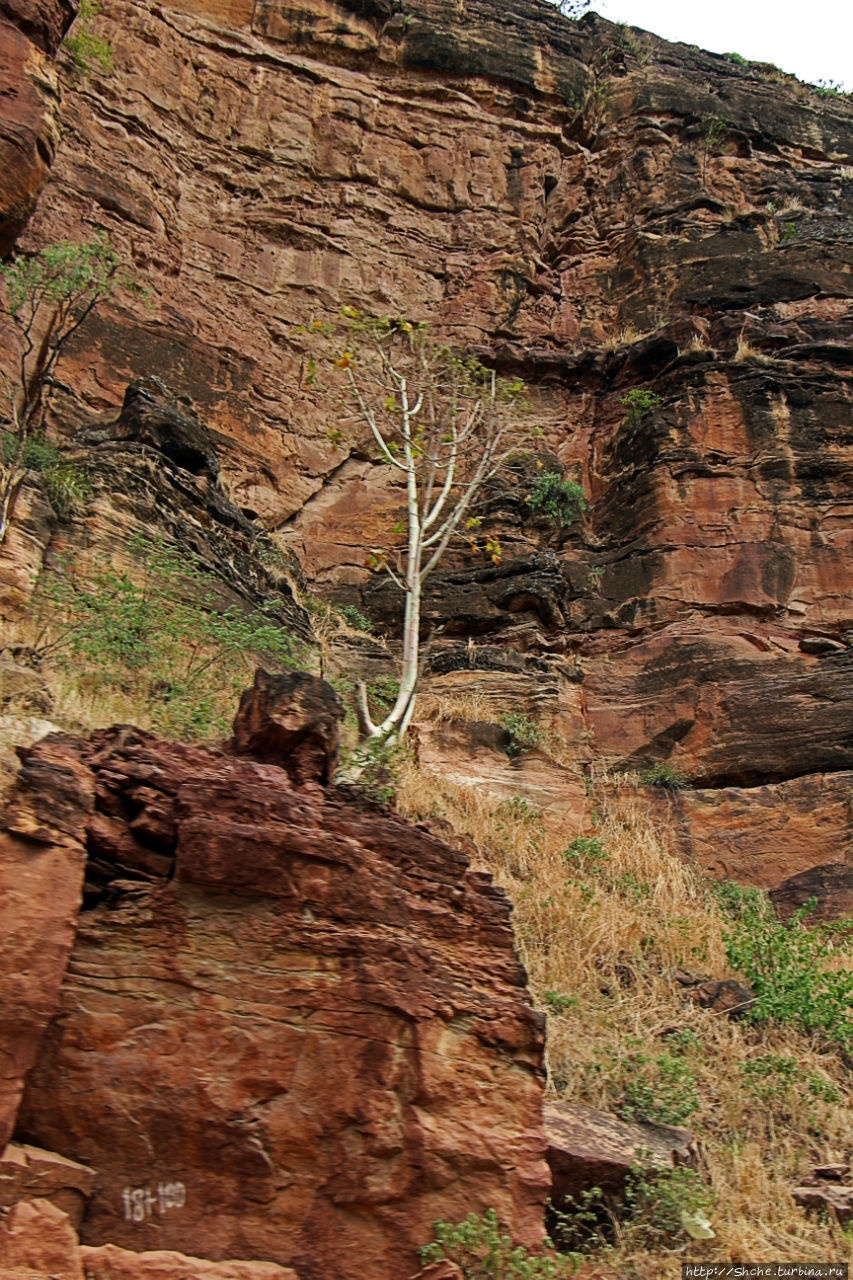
[399,754,853,1274]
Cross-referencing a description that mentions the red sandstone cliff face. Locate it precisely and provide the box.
[1,0,851,908]
[0,676,548,1278]
[0,0,72,255]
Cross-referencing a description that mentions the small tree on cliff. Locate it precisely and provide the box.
[0,233,128,544]
[302,311,534,742]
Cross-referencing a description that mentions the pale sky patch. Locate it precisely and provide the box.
[589,0,851,91]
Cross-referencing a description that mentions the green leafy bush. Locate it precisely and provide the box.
[708,878,765,919]
[338,603,373,632]
[527,472,587,529]
[724,895,853,1049]
[618,1050,700,1126]
[640,761,686,790]
[1,233,133,545]
[337,734,409,805]
[583,1037,700,1127]
[419,1208,570,1278]
[62,0,113,74]
[1,434,92,519]
[37,535,302,739]
[562,834,608,871]
[542,990,577,1015]
[500,712,542,756]
[623,1163,712,1245]
[619,388,662,430]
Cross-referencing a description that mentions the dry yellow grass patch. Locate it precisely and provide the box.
[398,761,853,1275]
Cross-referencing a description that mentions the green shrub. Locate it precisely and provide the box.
[724,895,853,1049]
[542,990,577,1015]
[583,1037,700,1127]
[813,79,845,98]
[623,1163,712,1245]
[619,388,661,427]
[419,1208,571,1278]
[708,878,765,920]
[527,472,587,529]
[337,734,409,805]
[1,433,92,520]
[562,834,608,871]
[724,51,748,66]
[618,1050,700,1126]
[338,603,373,632]
[640,761,686,790]
[37,534,302,739]
[62,0,113,74]
[366,675,399,709]
[500,712,542,756]
[548,1187,610,1254]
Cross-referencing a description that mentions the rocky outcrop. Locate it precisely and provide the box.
[0,1143,95,1230]
[544,1100,699,1207]
[2,681,548,1279]
[0,1197,301,1280]
[0,733,91,1150]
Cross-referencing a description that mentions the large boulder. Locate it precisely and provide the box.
[6,706,548,1279]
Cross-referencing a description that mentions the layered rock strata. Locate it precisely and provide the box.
[1,0,850,902]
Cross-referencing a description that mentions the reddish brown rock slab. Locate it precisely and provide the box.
[0,16,63,256]
[0,1142,95,1228]
[0,483,56,622]
[585,634,853,788]
[673,772,853,891]
[0,1198,83,1280]
[0,735,91,1149]
[80,1244,301,1280]
[231,668,343,789]
[0,0,75,53]
[793,1183,853,1225]
[544,1100,698,1207]
[12,724,548,1280]
[770,863,853,921]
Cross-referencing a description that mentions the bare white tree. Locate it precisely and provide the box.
[305,313,532,742]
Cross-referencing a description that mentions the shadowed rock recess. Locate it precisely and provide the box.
[1,680,548,1278]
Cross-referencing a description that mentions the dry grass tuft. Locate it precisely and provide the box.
[398,759,853,1276]
[734,335,773,364]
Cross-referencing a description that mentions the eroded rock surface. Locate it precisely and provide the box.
[0,0,69,255]
[6,704,547,1278]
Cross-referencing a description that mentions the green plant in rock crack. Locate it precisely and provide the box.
[62,0,113,74]
[619,388,661,431]
[562,834,608,873]
[34,534,304,739]
[527,471,587,530]
[622,1161,713,1246]
[336,733,410,805]
[500,711,542,757]
[0,233,135,544]
[640,761,686,790]
[0,433,92,520]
